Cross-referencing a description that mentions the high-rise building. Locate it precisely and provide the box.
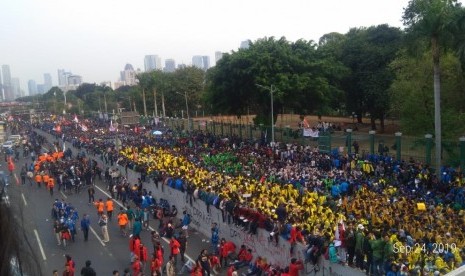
[58,69,71,86]
[192,56,203,69]
[202,56,210,71]
[164,59,176,72]
[1,65,12,101]
[120,64,137,86]
[67,75,82,86]
[11,78,20,99]
[144,55,162,72]
[240,40,251,49]
[28,80,38,96]
[37,84,45,94]
[44,73,52,92]
[215,51,223,63]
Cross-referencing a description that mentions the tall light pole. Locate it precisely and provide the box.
[256,84,278,144]
[176,91,189,130]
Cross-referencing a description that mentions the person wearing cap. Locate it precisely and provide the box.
[80,260,96,276]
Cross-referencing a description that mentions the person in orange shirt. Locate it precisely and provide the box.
[35,173,43,188]
[117,207,129,236]
[95,199,104,217]
[106,197,114,221]
[42,173,50,187]
[47,177,55,196]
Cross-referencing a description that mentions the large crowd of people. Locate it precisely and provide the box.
[6,114,465,275]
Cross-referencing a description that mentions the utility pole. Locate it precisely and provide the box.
[256,84,278,144]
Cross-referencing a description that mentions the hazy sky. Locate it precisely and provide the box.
[2,0,415,92]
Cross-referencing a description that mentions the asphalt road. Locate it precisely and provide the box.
[7,129,219,276]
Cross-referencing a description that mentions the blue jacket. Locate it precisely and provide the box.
[80,217,90,230]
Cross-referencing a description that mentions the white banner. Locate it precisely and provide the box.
[303,128,319,137]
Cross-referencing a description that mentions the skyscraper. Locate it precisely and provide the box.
[44,73,52,92]
[215,51,223,63]
[120,64,137,86]
[11,78,20,99]
[202,56,210,71]
[57,69,70,86]
[192,56,203,69]
[1,65,12,101]
[240,40,251,49]
[144,55,157,72]
[28,80,38,96]
[164,59,176,72]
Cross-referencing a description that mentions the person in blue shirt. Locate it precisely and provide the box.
[80,214,90,241]
[211,222,219,255]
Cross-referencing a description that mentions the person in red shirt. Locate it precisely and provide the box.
[220,238,236,267]
[190,265,203,276]
[150,252,162,276]
[234,248,253,269]
[289,226,303,255]
[288,258,304,276]
[169,236,181,265]
[209,254,221,274]
[227,265,238,276]
[132,255,142,276]
[136,243,148,271]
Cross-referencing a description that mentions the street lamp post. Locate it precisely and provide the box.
[256,84,278,144]
[176,91,189,131]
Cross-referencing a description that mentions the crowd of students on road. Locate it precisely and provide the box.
[8,114,465,275]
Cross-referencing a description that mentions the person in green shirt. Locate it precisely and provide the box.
[355,224,365,269]
[126,206,135,230]
[383,234,394,271]
[369,232,385,276]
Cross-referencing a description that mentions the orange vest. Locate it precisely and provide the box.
[118,213,128,226]
[48,178,55,188]
[43,174,50,183]
[35,174,42,183]
[106,200,114,212]
[96,202,104,212]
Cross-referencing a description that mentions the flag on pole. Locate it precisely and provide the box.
[81,124,88,132]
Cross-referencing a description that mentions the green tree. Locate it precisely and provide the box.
[403,0,465,172]
[338,25,403,131]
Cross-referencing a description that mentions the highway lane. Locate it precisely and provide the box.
[8,129,217,275]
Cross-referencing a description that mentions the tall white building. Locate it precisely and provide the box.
[192,56,203,69]
[144,55,162,72]
[1,65,12,101]
[164,59,176,72]
[57,69,71,86]
[44,73,52,92]
[120,64,137,86]
[202,56,210,71]
[28,80,37,96]
[11,78,21,98]
[215,51,223,63]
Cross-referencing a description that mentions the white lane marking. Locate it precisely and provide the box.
[60,191,67,199]
[89,225,106,247]
[21,193,27,206]
[33,229,47,261]
[93,185,199,268]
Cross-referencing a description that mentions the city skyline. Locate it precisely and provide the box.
[2,0,425,94]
